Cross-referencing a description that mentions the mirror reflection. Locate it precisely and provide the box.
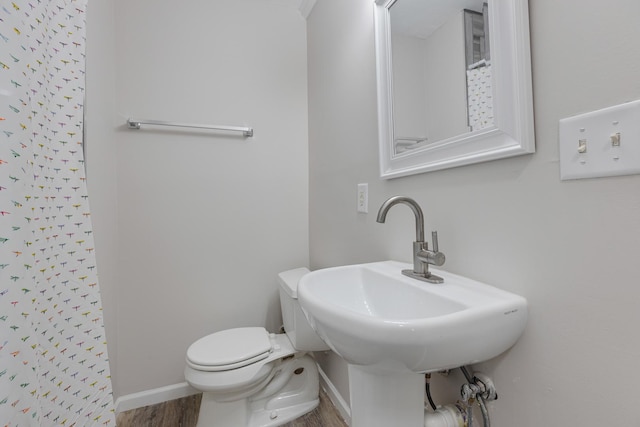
[390,0,491,154]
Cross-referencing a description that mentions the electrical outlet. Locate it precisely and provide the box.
[357,183,368,213]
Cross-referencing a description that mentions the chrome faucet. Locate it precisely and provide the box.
[376,196,445,283]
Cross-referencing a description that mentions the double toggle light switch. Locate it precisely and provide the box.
[559,100,640,180]
[576,132,620,154]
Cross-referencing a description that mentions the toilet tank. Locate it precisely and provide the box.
[278,268,330,351]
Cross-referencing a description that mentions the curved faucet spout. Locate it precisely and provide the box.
[377,196,445,283]
[376,196,425,242]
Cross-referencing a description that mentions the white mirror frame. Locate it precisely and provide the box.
[374,0,535,179]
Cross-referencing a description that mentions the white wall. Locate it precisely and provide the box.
[87,0,310,398]
[423,10,469,141]
[85,0,120,394]
[390,12,468,149]
[308,0,640,425]
[391,33,429,142]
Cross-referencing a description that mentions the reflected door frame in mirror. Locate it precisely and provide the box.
[374,0,535,179]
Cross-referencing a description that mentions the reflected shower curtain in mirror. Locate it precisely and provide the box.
[466,63,494,132]
[0,1,115,425]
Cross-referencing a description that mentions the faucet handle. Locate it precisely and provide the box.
[428,231,445,267]
[431,231,439,253]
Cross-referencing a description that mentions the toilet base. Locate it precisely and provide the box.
[196,354,320,427]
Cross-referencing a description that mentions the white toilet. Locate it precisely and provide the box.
[184,268,329,427]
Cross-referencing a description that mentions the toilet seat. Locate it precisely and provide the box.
[186,327,273,372]
[184,329,297,397]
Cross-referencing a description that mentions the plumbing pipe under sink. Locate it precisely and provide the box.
[424,403,476,427]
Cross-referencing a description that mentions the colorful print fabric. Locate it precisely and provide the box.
[0,0,115,425]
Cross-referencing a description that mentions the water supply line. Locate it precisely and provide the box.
[423,367,497,427]
[460,366,496,427]
[425,373,437,411]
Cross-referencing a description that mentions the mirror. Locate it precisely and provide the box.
[374,0,535,179]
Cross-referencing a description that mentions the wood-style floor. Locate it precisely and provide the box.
[116,394,201,427]
[116,389,348,427]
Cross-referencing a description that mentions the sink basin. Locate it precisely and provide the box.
[298,260,527,373]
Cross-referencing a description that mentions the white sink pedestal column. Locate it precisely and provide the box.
[348,365,424,427]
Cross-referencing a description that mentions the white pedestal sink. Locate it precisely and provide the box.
[297,261,527,427]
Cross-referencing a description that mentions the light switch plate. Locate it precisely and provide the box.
[559,100,640,180]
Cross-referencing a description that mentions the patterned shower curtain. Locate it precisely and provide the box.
[466,63,494,132]
[0,0,115,425]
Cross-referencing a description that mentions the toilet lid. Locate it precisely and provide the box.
[186,327,272,371]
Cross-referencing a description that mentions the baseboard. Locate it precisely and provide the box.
[318,364,351,426]
[114,363,353,423]
[114,382,200,414]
